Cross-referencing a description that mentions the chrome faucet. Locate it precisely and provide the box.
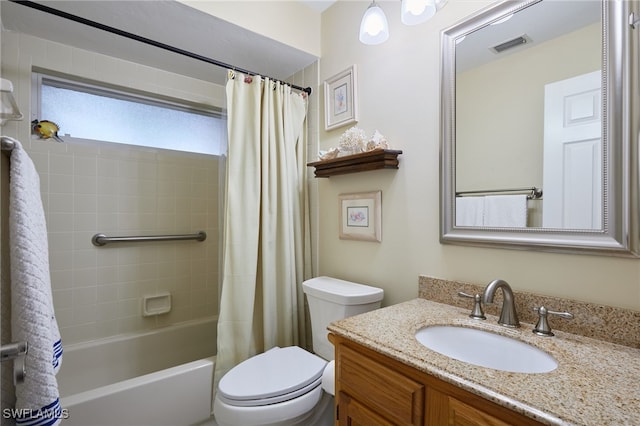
[482,279,520,328]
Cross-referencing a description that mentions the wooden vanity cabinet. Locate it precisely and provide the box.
[330,334,544,426]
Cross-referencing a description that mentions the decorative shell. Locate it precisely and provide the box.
[366,130,389,151]
[319,147,339,160]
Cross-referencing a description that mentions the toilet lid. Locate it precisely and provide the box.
[218,346,327,407]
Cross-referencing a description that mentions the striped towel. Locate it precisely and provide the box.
[7,137,63,426]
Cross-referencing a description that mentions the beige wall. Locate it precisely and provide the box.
[1,32,224,344]
[456,22,600,192]
[178,0,321,57]
[317,1,640,310]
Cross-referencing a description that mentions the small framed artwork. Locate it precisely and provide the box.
[338,191,381,242]
[324,65,358,131]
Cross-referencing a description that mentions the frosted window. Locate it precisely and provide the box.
[39,79,226,155]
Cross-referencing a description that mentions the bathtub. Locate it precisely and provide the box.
[58,318,217,426]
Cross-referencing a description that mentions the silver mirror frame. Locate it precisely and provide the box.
[440,0,639,256]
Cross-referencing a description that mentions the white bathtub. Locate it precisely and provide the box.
[58,318,217,426]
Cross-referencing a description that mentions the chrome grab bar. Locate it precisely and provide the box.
[1,341,27,362]
[1,136,16,151]
[92,231,206,246]
[1,341,28,385]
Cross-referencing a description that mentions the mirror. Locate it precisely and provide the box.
[440,0,639,256]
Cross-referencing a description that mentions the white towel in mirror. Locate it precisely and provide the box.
[483,195,528,227]
[456,197,485,226]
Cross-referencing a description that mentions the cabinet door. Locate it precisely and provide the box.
[338,345,424,425]
[338,392,395,426]
[448,397,513,426]
[332,334,544,426]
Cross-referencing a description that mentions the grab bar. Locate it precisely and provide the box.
[92,231,207,246]
[1,341,28,362]
[1,341,28,385]
[1,136,16,151]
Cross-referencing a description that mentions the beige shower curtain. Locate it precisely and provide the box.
[214,72,310,384]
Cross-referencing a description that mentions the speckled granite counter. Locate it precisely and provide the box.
[328,298,640,426]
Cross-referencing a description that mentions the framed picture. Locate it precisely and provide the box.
[324,65,358,131]
[338,191,381,242]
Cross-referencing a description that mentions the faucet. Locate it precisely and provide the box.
[482,279,520,328]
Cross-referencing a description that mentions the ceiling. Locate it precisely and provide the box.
[456,1,601,72]
[2,1,600,85]
[300,0,337,13]
[0,0,322,86]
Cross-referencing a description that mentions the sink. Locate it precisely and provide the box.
[415,325,557,374]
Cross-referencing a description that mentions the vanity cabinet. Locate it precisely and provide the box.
[331,334,544,426]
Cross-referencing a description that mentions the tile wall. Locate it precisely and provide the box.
[2,31,224,345]
[29,140,222,345]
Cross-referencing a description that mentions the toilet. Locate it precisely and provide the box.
[213,276,384,426]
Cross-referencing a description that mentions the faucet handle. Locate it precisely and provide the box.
[533,306,573,337]
[458,292,486,320]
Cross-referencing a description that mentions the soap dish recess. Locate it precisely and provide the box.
[143,292,171,316]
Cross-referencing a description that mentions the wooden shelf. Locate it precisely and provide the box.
[307,149,403,178]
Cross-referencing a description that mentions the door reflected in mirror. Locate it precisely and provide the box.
[455,0,601,229]
[440,0,639,256]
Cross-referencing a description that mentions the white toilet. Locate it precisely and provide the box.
[213,276,384,426]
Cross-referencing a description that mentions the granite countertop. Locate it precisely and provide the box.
[328,298,640,426]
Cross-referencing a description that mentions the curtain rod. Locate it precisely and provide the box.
[9,0,313,96]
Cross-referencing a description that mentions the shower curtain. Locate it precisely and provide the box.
[214,72,311,384]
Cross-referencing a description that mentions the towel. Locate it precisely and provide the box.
[7,137,63,426]
[455,196,484,226]
[483,195,528,227]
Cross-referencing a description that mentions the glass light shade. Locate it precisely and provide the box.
[359,2,389,45]
[401,0,436,25]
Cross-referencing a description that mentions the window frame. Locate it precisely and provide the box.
[31,70,226,155]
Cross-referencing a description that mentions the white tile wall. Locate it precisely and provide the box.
[31,140,222,344]
[2,31,224,345]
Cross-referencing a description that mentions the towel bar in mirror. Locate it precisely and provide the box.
[440,0,639,256]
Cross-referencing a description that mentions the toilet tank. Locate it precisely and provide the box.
[302,276,383,360]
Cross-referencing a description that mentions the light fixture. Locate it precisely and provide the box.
[361,0,448,44]
[401,0,436,25]
[359,1,390,45]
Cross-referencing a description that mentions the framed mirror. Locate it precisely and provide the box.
[440,0,639,256]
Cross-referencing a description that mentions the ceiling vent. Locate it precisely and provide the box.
[490,34,531,54]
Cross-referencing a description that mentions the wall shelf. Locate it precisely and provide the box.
[307,149,403,178]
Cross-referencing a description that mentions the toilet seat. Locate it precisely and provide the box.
[217,346,327,407]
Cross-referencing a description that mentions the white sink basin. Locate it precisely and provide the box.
[415,325,557,374]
